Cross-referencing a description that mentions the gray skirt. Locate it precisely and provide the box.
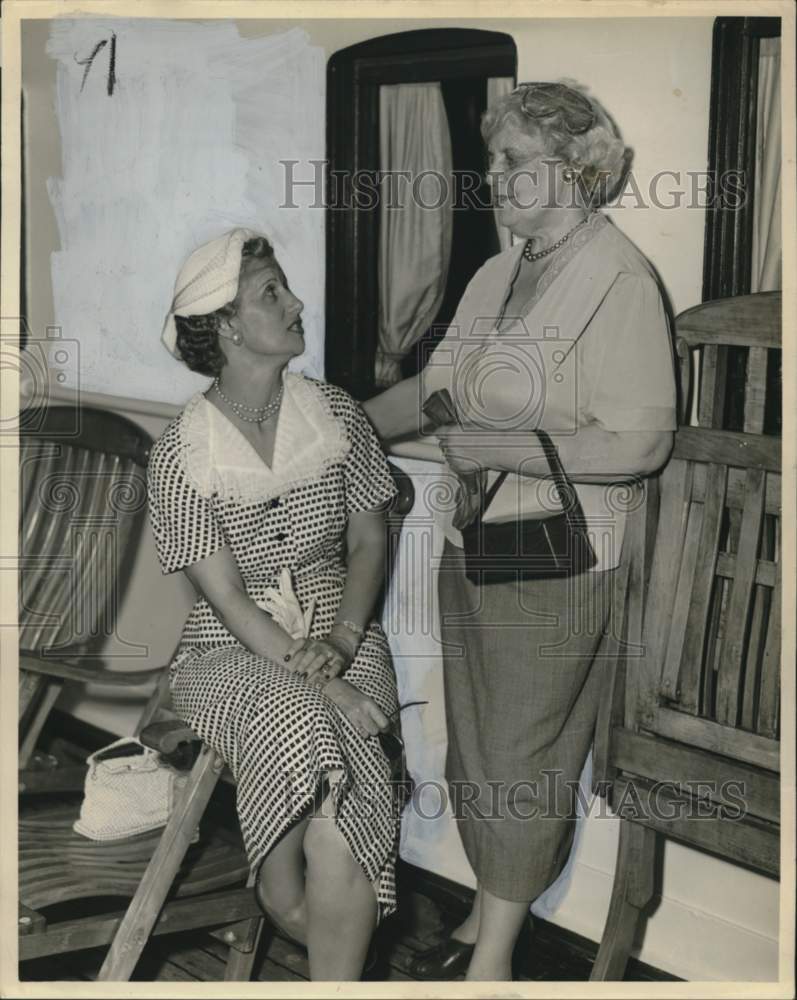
[438,539,614,903]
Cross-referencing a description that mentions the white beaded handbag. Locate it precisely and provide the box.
[73,736,192,842]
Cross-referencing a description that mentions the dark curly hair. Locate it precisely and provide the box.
[175,236,275,376]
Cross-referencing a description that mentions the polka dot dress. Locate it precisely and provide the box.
[147,376,400,921]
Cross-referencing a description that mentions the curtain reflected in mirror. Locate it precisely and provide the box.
[325,30,516,400]
[702,17,781,435]
[376,76,515,388]
[750,36,781,295]
[377,84,453,388]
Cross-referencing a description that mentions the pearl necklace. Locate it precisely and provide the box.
[523,215,591,263]
[213,378,284,424]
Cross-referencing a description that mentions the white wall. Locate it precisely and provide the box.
[21,13,780,982]
[24,18,326,402]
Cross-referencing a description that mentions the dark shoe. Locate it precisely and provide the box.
[409,937,475,980]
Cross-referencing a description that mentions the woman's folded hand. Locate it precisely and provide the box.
[283,637,349,685]
[322,678,390,738]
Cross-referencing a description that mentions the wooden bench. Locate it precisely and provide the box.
[591,292,781,979]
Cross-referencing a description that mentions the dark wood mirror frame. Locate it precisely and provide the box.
[325,29,517,400]
[702,16,781,433]
[703,16,782,300]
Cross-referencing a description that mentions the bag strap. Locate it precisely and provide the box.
[86,736,148,766]
[86,736,158,767]
[480,430,588,534]
[480,470,509,513]
[535,429,590,534]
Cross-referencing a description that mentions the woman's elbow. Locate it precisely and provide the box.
[349,530,388,563]
[635,430,674,475]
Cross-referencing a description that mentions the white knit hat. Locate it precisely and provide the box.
[161,227,263,358]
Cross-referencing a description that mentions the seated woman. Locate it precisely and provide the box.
[148,228,400,980]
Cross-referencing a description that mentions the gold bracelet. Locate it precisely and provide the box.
[327,630,358,659]
[337,619,364,636]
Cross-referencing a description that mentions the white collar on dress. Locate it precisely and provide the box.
[178,372,351,504]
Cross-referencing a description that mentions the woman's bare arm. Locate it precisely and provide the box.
[316,507,390,728]
[437,423,674,482]
[333,508,389,631]
[362,373,424,442]
[288,507,391,729]
[183,545,295,662]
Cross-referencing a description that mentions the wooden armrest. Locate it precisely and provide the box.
[19,763,89,796]
[139,719,201,754]
[18,904,46,935]
[19,653,165,686]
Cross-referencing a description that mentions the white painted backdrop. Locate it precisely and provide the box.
[45,19,325,400]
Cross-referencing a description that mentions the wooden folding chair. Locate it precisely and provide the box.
[19,405,161,793]
[18,404,260,975]
[591,292,782,979]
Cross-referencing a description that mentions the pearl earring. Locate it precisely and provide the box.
[232,331,243,346]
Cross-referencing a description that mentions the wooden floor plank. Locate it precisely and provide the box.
[158,942,226,981]
[142,960,198,982]
[20,918,676,983]
[380,938,451,979]
[257,958,311,982]
[203,934,309,983]
[260,933,310,979]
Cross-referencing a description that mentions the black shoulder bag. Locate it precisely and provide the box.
[460,429,597,584]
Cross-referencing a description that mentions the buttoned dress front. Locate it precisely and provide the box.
[147,373,401,920]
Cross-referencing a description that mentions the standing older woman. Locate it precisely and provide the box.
[148,229,400,980]
[364,81,677,981]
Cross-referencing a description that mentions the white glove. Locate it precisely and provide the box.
[261,568,316,640]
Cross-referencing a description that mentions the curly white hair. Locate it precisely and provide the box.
[481,79,631,205]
